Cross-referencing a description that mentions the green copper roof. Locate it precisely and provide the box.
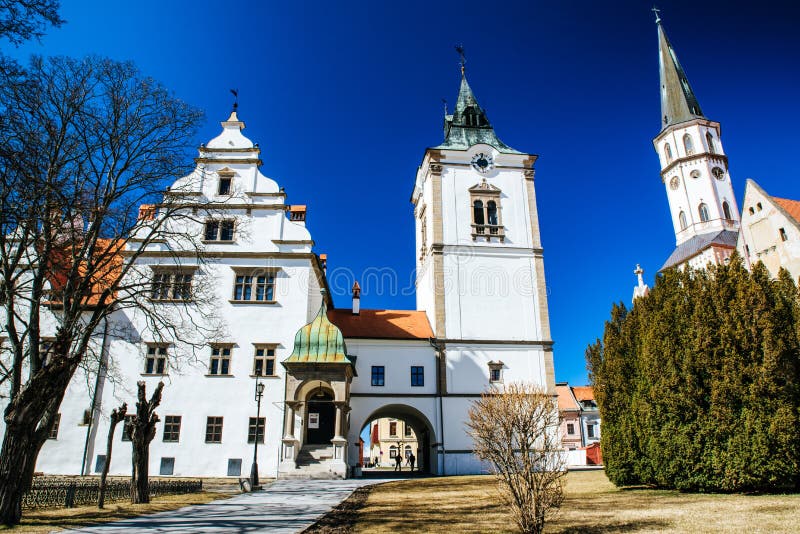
[284,298,351,364]
[433,74,523,154]
[658,21,705,130]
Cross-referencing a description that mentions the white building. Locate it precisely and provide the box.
[7,66,555,479]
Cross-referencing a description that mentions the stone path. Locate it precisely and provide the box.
[69,478,392,533]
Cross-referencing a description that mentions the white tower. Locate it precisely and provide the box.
[653,15,740,270]
[411,63,555,397]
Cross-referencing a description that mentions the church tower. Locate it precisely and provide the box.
[411,61,555,396]
[654,15,740,270]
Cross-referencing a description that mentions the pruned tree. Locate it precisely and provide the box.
[98,402,126,509]
[129,381,163,504]
[0,54,219,526]
[467,383,565,534]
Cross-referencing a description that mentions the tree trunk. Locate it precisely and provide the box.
[129,381,163,505]
[98,404,126,509]
[0,425,43,525]
[131,445,150,504]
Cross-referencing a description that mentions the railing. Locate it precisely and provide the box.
[22,478,203,509]
[472,224,505,242]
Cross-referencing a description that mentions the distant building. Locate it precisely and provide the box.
[571,386,600,447]
[555,383,582,451]
[367,418,419,467]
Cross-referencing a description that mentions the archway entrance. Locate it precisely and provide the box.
[358,404,437,476]
[306,390,336,444]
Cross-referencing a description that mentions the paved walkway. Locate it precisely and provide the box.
[70,478,392,533]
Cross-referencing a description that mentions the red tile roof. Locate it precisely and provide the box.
[327,309,433,340]
[774,197,800,225]
[571,386,595,402]
[556,384,579,411]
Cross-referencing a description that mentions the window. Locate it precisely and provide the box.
[121,415,134,441]
[470,181,504,241]
[205,417,223,443]
[683,133,694,155]
[722,201,732,221]
[664,143,673,163]
[698,203,710,222]
[490,368,501,382]
[567,423,575,435]
[405,424,412,438]
[253,346,277,376]
[389,421,397,437]
[706,132,715,154]
[227,458,242,477]
[487,201,498,226]
[780,228,788,242]
[159,457,175,476]
[151,270,193,301]
[410,366,424,387]
[39,338,56,367]
[371,366,385,387]
[80,409,92,426]
[204,220,235,242]
[233,270,276,302]
[679,211,688,231]
[489,361,503,383]
[389,446,398,458]
[419,213,427,259]
[144,345,168,375]
[247,417,265,444]
[587,424,596,438]
[94,455,106,473]
[473,200,484,225]
[217,176,232,195]
[405,446,412,459]
[163,416,181,442]
[757,202,763,212]
[209,345,232,376]
[749,207,755,215]
[745,245,750,256]
[48,413,61,440]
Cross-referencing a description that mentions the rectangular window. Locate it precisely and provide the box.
[410,366,424,387]
[80,409,92,426]
[209,346,232,376]
[227,458,242,477]
[389,421,397,437]
[780,228,788,242]
[218,177,232,195]
[163,415,182,442]
[48,413,61,440]
[253,346,276,376]
[233,271,276,302]
[247,417,266,444]
[95,454,106,473]
[151,271,193,301]
[205,416,223,443]
[371,366,385,387]
[490,368,501,382]
[587,424,595,438]
[144,345,168,375]
[567,423,575,435]
[204,220,235,242]
[121,415,134,442]
[159,457,175,476]
[404,424,412,438]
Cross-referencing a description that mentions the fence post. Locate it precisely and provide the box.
[65,483,76,508]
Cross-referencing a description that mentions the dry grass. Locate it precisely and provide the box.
[0,492,223,533]
[353,470,800,533]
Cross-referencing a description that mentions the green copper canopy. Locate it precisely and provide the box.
[658,21,705,130]
[284,297,351,364]
[433,74,523,154]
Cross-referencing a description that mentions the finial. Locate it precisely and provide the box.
[455,44,466,75]
[442,98,448,116]
[230,88,239,111]
[651,5,661,24]
[634,263,644,276]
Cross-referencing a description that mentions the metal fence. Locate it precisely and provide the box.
[22,478,203,509]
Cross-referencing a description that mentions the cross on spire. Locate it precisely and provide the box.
[230,88,239,111]
[652,5,661,24]
[455,44,466,75]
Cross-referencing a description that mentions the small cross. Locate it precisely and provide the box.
[455,44,466,75]
[230,88,239,111]
[652,5,661,24]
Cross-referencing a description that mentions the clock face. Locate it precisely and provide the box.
[669,176,680,190]
[712,167,725,180]
[471,152,494,174]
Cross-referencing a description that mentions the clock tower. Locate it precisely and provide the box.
[653,16,740,270]
[411,66,555,398]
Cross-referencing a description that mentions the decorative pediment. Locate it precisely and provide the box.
[216,167,235,177]
[468,179,501,195]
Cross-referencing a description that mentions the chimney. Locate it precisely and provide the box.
[352,281,361,315]
[138,204,156,221]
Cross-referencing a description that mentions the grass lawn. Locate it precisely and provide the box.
[351,470,800,533]
[0,492,223,533]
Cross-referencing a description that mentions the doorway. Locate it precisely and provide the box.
[306,391,335,444]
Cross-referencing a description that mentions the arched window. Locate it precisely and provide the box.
[487,200,498,225]
[749,207,755,215]
[389,445,398,458]
[404,445,412,459]
[679,211,688,230]
[683,133,694,155]
[757,202,763,212]
[473,200,484,225]
[664,143,673,163]
[698,203,710,222]
[722,201,732,220]
[706,132,715,154]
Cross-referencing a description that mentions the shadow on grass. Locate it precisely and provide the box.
[554,519,671,533]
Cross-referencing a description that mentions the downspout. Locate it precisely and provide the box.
[428,337,446,476]
[81,316,110,475]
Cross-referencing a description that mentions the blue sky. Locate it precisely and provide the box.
[10,0,800,386]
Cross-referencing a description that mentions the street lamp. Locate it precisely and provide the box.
[250,379,266,488]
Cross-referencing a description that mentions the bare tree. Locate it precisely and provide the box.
[0,55,217,525]
[129,381,162,504]
[0,0,63,46]
[98,402,126,509]
[467,383,566,534]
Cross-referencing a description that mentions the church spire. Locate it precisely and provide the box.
[657,16,704,130]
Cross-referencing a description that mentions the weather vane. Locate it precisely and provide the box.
[230,88,239,111]
[652,5,661,24]
[455,44,466,75]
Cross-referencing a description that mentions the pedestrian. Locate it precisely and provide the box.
[408,452,416,472]
[394,453,402,472]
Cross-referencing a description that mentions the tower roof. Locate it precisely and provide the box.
[433,73,522,154]
[284,297,352,365]
[657,21,705,130]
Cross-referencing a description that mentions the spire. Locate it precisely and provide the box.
[632,264,650,303]
[284,290,352,365]
[657,17,704,130]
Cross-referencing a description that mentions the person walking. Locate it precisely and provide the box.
[394,452,402,472]
[408,452,416,472]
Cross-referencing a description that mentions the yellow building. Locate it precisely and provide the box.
[368,417,419,468]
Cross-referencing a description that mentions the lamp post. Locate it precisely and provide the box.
[250,380,266,488]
